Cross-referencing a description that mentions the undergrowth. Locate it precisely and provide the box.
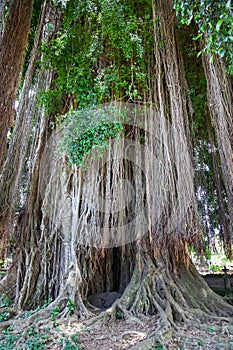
[0,324,82,350]
[0,296,82,350]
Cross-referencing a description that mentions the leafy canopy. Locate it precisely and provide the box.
[40,0,153,113]
[174,0,233,74]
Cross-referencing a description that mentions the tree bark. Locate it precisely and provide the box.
[0,0,48,260]
[0,0,33,170]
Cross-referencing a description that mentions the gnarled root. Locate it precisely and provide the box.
[85,255,233,348]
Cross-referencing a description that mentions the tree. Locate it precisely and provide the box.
[0,0,34,169]
[0,0,232,347]
[174,0,233,257]
[0,0,34,260]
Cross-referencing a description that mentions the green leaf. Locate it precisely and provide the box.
[216,19,223,32]
[218,48,225,58]
[193,33,203,41]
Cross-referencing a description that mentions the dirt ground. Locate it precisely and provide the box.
[47,314,233,350]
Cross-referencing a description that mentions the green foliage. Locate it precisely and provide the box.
[71,333,80,344]
[0,326,51,350]
[0,311,81,350]
[67,298,76,316]
[0,293,12,308]
[40,0,153,114]
[210,264,221,273]
[61,105,124,165]
[154,345,164,350]
[0,312,9,321]
[0,327,20,350]
[174,0,233,74]
[63,340,82,350]
[60,336,82,350]
[23,326,52,349]
[115,311,123,319]
[50,305,60,319]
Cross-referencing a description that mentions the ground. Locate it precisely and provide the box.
[57,316,233,350]
[1,262,233,349]
[1,311,232,350]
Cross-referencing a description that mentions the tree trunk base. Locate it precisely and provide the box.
[1,254,233,348]
[85,255,233,347]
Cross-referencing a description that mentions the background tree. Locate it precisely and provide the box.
[174,0,233,256]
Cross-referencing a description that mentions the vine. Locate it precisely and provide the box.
[60,105,124,165]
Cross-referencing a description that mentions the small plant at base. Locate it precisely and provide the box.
[0,293,12,307]
[154,345,164,350]
[0,312,9,321]
[115,311,123,320]
[60,338,82,350]
[42,297,53,308]
[50,305,60,319]
[23,326,52,349]
[0,325,53,350]
[67,298,76,316]
[50,305,60,327]
[71,333,80,344]
[0,326,20,350]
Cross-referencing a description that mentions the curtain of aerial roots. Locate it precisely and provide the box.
[152,0,200,254]
[34,98,196,308]
[202,55,233,256]
[0,0,33,260]
[0,1,59,306]
[27,0,200,310]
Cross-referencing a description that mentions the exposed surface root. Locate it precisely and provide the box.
[1,289,233,350]
[83,259,233,348]
[1,256,233,349]
[0,292,91,334]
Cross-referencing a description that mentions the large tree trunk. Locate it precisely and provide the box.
[0,0,233,347]
[0,0,48,260]
[0,0,34,169]
[0,0,33,258]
